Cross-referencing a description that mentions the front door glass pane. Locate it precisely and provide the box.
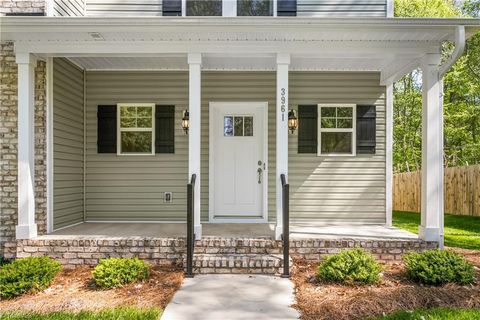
[234,117,244,136]
[244,116,254,136]
[224,116,234,136]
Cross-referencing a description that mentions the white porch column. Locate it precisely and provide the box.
[188,53,202,238]
[275,53,290,240]
[385,84,393,227]
[16,53,38,239]
[419,53,443,244]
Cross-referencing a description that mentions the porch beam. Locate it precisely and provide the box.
[275,53,290,240]
[188,53,202,238]
[14,42,438,57]
[16,53,38,239]
[419,52,443,245]
[380,58,420,86]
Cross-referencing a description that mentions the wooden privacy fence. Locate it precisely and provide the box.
[393,165,480,217]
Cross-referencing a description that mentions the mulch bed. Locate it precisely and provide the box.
[291,248,480,320]
[0,266,184,313]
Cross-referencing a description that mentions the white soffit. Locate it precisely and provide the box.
[67,54,400,71]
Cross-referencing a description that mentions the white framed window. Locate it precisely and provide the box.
[182,0,276,17]
[117,103,155,155]
[318,104,356,156]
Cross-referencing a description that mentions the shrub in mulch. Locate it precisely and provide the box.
[92,257,150,289]
[403,249,475,285]
[0,257,62,299]
[317,248,382,285]
[292,248,480,320]
[0,266,184,314]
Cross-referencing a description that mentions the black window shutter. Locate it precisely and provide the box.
[97,106,117,154]
[163,0,182,16]
[356,105,376,154]
[298,105,317,154]
[277,0,297,16]
[155,105,175,154]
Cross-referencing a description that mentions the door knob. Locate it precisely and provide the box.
[257,168,262,184]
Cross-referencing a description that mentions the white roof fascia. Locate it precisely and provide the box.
[1,17,480,36]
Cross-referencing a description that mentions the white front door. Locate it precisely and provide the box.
[210,102,267,222]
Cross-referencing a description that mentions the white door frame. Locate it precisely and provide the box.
[208,102,269,223]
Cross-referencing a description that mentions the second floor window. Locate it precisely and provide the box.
[187,0,222,16]
[185,0,275,16]
[237,0,273,16]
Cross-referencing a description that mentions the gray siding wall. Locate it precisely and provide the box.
[53,0,85,16]
[85,72,188,221]
[288,72,386,224]
[84,0,386,17]
[53,58,85,229]
[86,0,162,16]
[297,0,387,17]
[84,71,385,224]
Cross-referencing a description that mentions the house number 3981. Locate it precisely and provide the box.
[280,88,286,121]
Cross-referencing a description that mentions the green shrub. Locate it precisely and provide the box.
[0,257,8,266]
[317,248,382,285]
[0,256,62,299]
[92,257,150,289]
[403,249,475,285]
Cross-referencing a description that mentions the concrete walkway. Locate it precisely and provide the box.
[161,275,300,320]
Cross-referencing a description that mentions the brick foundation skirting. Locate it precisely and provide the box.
[3,237,438,269]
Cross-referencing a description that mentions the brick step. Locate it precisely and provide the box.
[187,254,285,275]
[193,238,282,255]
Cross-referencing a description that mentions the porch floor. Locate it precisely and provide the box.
[45,223,418,240]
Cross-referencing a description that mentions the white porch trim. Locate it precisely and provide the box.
[188,53,202,238]
[16,53,38,239]
[419,52,443,244]
[385,84,393,227]
[275,53,290,240]
[386,0,394,18]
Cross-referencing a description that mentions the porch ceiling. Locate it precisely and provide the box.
[66,54,413,72]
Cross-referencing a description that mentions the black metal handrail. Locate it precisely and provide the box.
[280,174,290,278]
[186,173,196,278]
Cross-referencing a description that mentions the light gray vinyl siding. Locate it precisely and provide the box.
[53,0,85,16]
[297,0,387,17]
[85,72,188,221]
[86,0,162,16]
[84,71,385,224]
[85,0,386,17]
[288,72,386,224]
[53,58,85,229]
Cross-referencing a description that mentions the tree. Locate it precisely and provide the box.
[393,0,480,172]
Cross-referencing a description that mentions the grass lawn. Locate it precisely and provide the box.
[371,308,480,320]
[0,307,161,320]
[393,211,480,250]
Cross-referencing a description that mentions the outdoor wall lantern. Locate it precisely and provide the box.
[288,110,298,134]
[182,110,190,134]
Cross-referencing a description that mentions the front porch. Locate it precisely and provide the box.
[3,17,478,260]
[5,222,436,274]
[45,222,417,241]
